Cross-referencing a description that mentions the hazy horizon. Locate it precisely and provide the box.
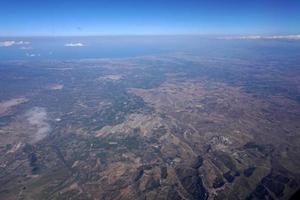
[1,35,300,60]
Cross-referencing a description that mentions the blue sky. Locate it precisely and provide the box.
[1,0,300,36]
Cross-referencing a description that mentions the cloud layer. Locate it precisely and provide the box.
[64,42,84,47]
[0,40,30,47]
[218,35,300,40]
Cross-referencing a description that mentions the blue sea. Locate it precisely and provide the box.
[1,36,300,61]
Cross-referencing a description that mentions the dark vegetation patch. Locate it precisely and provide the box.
[160,166,168,179]
[216,152,237,171]
[247,172,293,199]
[96,152,108,164]
[213,177,225,189]
[90,135,145,151]
[166,187,183,200]
[223,171,235,183]
[243,142,274,156]
[262,176,285,197]
[133,169,144,182]
[176,167,208,200]
[144,176,161,191]
[244,167,256,177]
[191,156,203,169]
[246,184,272,200]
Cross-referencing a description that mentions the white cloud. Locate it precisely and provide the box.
[20,46,33,50]
[0,40,31,47]
[25,107,50,143]
[64,42,84,47]
[16,41,30,45]
[0,41,16,47]
[218,34,300,40]
[26,53,40,57]
[264,35,300,40]
[26,53,35,57]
